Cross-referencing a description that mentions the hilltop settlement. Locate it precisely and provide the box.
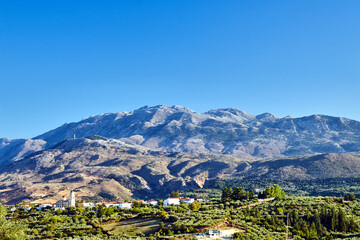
[11,190,212,212]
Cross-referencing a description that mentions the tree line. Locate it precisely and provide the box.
[221,184,285,201]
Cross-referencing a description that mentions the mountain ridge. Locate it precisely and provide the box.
[1,105,360,166]
[1,136,360,204]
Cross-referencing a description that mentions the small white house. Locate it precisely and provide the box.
[119,202,133,209]
[103,202,119,208]
[207,229,221,237]
[81,202,95,208]
[180,197,195,204]
[147,200,158,206]
[163,198,180,206]
[36,203,53,210]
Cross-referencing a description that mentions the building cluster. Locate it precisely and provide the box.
[11,191,212,212]
[55,191,76,208]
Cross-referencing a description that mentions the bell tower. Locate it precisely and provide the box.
[69,191,76,207]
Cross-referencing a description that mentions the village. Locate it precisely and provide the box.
[11,190,212,211]
[8,190,275,239]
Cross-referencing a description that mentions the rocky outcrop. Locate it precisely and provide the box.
[33,105,360,159]
[1,137,360,204]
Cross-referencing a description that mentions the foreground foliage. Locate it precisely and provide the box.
[0,204,25,240]
[6,184,360,239]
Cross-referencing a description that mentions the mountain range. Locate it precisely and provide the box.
[1,136,360,204]
[1,105,360,203]
[2,105,360,166]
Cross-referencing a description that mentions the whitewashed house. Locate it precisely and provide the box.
[180,197,195,204]
[147,200,158,206]
[81,202,95,208]
[207,229,221,237]
[163,198,180,206]
[119,202,133,209]
[36,203,53,210]
[103,202,119,208]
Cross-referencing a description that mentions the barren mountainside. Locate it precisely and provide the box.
[1,137,360,204]
[34,105,360,157]
[1,105,360,204]
[1,105,360,166]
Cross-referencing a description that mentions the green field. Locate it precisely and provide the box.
[102,218,163,236]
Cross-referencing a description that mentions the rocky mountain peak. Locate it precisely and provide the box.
[1,105,360,167]
[256,113,280,122]
[206,108,254,119]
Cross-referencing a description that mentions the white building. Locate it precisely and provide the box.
[55,191,76,209]
[36,203,53,211]
[207,229,221,237]
[163,198,180,206]
[147,200,158,206]
[119,202,133,209]
[180,197,195,204]
[81,202,95,208]
[103,202,119,208]
[101,201,133,209]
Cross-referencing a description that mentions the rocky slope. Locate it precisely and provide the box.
[34,105,360,158]
[0,138,46,166]
[2,105,360,167]
[1,137,360,204]
[0,137,244,204]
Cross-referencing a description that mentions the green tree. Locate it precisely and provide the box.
[232,231,244,239]
[331,207,337,231]
[190,201,200,211]
[221,187,229,201]
[265,184,285,198]
[170,191,180,198]
[232,187,246,201]
[105,207,115,216]
[249,189,255,199]
[159,221,165,230]
[0,204,25,240]
[349,193,356,201]
[339,209,348,232]
[221,187,233,201]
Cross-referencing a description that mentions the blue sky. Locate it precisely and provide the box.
[1,1,360,139]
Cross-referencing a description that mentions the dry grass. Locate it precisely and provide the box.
[101,218,163,236]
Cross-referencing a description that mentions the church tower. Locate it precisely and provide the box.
[69,191,76,207]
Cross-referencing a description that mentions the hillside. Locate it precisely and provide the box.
[1,137,360,204]
[0,138,46,166]
[32,105,360,158]
[1,105,360,167]
[0,137,246,204]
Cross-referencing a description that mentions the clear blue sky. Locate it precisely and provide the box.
[1,0,360,139]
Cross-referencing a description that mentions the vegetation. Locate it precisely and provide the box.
[0,203,25,240]
[182,177,360,200]
[6,184,360,239]
[170,191,180,198]
[221,187,256,201]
